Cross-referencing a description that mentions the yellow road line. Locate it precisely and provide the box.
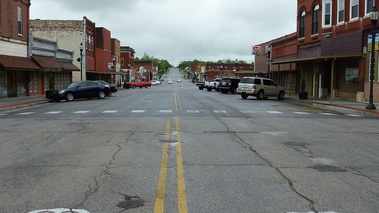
[154,119,171,213]
[175,118,188,213]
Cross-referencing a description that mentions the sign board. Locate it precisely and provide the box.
[252,46,261,55]
[367,33,379,51]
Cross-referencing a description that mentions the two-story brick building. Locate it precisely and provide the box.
[263,0,378,102]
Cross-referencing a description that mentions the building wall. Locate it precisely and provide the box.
[94,27,112,72]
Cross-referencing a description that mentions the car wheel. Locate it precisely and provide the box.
[199,87,204,90]
[145,85,148,88]
[107,92,112,97]
[221,90,228,94]
[241,94,248,99]
[257,90,264,100]
[132,85,136,89]
[66,93,74,101]
[278,91,284,100]
[207,88,212,92]
[98,90,105,99]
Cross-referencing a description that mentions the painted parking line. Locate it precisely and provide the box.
[102,110,118,113]
[74,111,90,114]
[17,112,35,115]
[44,111,62,114]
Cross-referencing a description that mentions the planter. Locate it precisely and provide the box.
[45,90,53,99]
[299,92,308,100]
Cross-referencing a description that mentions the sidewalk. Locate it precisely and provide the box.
[0,94,378,116]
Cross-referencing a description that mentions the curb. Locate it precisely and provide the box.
[285,97,379,116]
[0,99,50,112]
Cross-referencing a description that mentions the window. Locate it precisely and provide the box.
[313,5,319,34]
[17,7,22,35]
[351,0,359,20]
[323,0,332,28]
[300,11,306,38]
[366,0,375,15]
[338,0,345,23]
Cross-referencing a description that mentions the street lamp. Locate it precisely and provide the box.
[79,42,84,81]
[367,7,378,110]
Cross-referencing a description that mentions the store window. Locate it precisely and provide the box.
[0,70,7,97]
[345,68,358,83]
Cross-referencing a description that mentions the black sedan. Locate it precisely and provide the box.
[49,81,111,102]
[95,80,117,96]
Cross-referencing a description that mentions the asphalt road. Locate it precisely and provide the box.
[0,69,378,213]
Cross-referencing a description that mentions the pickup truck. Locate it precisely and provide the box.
[196,81,205,90]
[204,79,220,92]
[124,80,152,89]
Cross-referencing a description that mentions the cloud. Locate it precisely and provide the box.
[30,0,296,65]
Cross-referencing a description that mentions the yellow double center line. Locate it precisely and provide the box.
[154,117,188,213]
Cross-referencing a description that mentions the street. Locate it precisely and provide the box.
[0,69,378,213]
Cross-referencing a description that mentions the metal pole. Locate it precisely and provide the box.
[366,27,377,109]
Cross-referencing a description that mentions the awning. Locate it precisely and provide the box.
[58,61,79,71]
[269,54,366,65]
[32,56,63,71]
[0,54,41,71]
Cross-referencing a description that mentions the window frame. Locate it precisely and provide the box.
[17,6,22,35]
[337,0,345,24]
[312,5,320,35]
[350,0,359,21]
[322,0,332,28]
[365,0,375,16]
[300,11,306,38]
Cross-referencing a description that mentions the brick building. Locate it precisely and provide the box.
[120,46,136,82]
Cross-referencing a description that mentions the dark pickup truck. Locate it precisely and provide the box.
[196,81,205,90]
[218,78,240,94]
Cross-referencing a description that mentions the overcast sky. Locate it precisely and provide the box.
[30,0,297,66]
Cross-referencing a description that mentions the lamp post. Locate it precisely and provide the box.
[79,42,84,81]
[367,7,378,110]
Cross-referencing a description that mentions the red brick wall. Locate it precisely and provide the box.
[0,0,30,41]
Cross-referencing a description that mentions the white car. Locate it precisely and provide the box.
[177,79,181,83]
[167,80,173,84]
[151,80,161,86]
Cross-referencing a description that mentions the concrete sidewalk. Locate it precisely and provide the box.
[0,94,378,116]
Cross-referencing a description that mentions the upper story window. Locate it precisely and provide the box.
[323,0,332,28]
[300,11,306,38]
[350,0,359,20]
[17,6,22,35]
[312,5,320,35]
[366,0,375,15]
[338,0,345,24]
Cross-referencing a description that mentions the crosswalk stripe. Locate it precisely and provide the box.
[74,111,90,114]
[44,111,62,114]
[159,110,172,113]
[131,110,145,113]
[102,110,118,113]
[187,110,200,113]
[17,112,35,115]
[213,110,227,113]
[293,112,310,114]
[267,111,283,114]
[319,112,336,116]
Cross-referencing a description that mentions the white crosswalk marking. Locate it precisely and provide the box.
[187,110,200,113]
[17,112,35,115]
[74,111,90,114]
[319,113,336,116]
[240,110,255,113]
[159,110,172,113]
[45,111,62,114]
[0,114,6,116]
[102,110,118,113]
[346,114,361,117]
[293,112,310,114]
[213,110,227,113]
[131,110,145,113]
[267,111,282,114]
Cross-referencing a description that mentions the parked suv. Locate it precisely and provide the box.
[219,78,240,94]
[236,77,285,100]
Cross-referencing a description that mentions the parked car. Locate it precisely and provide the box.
[204,78,221,92]
[236,77,285,100]
[218,78,240,94]
[49,81,111,102]
[95,80,117,96]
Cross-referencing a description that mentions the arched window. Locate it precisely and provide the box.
[313,5,319,35]
[300,11,306,38]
